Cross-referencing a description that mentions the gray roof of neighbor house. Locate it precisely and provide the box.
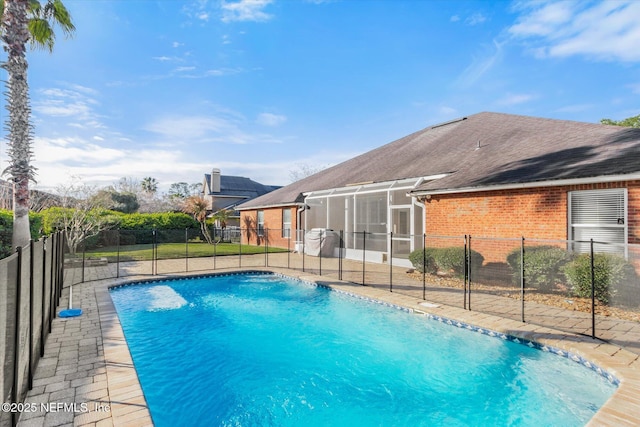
[237,112,640,210]
[203,174,281,199]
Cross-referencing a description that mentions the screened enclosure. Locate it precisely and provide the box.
[303,178,426,266]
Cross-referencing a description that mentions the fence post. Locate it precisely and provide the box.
[265,228,269,267]
[520,237,525,323]
[590,239,596,339]
[422,233,426,300]
[319,230,323,276]
[213,236,217,270]
[152,229,157,275]
[52,233,59,315]
[389,232,393,293]
[13,246,23,427]
[185,228,189,272]
[116,229,121,278]
[41,237,47,357]
[302,229,306,273]
[81,242,86,284]
[59,232,65,302]
[467,235,472,310]
[49,233,56,329]
[362,231,366,286]
[29,240,35,390]
[239,229,242,268]
[463,235,468,310]
[339,230,344,281]
[287,230,290,269]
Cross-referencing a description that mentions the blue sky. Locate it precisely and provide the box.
[2,0,639,192]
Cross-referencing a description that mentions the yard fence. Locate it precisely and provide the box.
[0,231,65,427]
[63,227,640,353]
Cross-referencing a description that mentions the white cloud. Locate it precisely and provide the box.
[438,106,458,115]
[466,13,487,26]
[174,66,196,72]
[455,39,504,88]
[496,93,537,106]
[509,0,640,62]
[628,83,640,95]
[257,112,287,127]
[33,85,105,129]
[554,104,594,113]
[31,135,212,191]
[221,0,273,23]
[450,15,460,23]
[144,113,284,145]
[153,56,183,62]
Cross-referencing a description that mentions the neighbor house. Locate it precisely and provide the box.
[201,168,280,227]
[236,112,640,266]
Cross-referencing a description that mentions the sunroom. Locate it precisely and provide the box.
[301,176,440,267]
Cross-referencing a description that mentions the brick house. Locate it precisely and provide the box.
[237,112,640,267]
[201,168,280,227]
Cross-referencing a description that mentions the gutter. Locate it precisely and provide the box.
[410,173,640,197]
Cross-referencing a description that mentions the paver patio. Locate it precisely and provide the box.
[15,254,640,426]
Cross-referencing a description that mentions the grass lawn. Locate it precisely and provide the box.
[84,242,288,262]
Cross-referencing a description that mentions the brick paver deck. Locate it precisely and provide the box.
[16,254,640,426]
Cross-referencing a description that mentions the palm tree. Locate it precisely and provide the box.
[212,208,232,243]
[1,0,75,249]
[182,195,213,244]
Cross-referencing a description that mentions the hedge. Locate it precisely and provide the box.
[0,209,44,259]
[506,245,570,292]
[562,253,637,305]
[409,246,484,278]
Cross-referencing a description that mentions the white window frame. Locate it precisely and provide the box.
[568,188,627,255]
[257,210,264,237]
[282,209,291,238]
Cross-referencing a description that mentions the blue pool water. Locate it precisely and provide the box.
[110,273,616,427]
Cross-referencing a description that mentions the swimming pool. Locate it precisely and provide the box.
[110,272,616,426]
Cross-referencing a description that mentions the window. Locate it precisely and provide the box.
[569,189,627,254]
[282,209,291,238]
[257,210,264,236]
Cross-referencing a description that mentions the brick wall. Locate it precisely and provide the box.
[424,180,640,263]
[240,207,298,248]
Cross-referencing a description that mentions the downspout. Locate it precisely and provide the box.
[296,203,308,238]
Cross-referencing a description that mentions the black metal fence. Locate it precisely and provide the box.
[0,232,65,427]
[65,228,640,353]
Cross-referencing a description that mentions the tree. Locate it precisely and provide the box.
[91,187,139,213]
[289,163,329,183]
[212,208,233,243]
[45,178,118,256]
[600,114,640,128]
[141,176,158,195]
[1,0,74,249]
[182,195,213,244]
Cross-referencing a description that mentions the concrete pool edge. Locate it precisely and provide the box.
[23,267,637,426]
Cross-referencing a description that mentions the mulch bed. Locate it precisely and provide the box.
[407,271,640,323]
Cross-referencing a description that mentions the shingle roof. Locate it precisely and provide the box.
[237,112,640,209]
[203,174,281,199]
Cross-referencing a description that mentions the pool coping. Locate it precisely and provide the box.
[28,267,640,426]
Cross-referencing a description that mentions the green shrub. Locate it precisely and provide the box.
[562,253,636,305]
[0,209,12,259]
[506,245,570,292]
[0,209,45,259]
[408,246,484,278]
[434,246,484,278]
[408,248,438,273]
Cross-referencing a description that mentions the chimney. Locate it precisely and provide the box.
[211,168,221,193]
